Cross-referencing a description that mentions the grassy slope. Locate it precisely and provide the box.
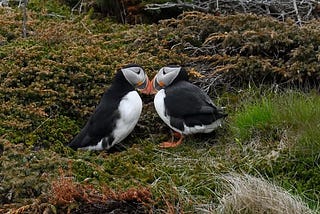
[0,1,319,213]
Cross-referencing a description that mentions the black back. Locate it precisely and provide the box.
[164,81,226,131]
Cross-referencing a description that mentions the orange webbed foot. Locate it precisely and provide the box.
[159,133,184,148]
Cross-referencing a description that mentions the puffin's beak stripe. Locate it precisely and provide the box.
[148,79,157,95]
[136,81,143,87]
[158,81,165,87]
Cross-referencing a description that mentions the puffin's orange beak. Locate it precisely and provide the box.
[140,76,152,94]
[148,77,158,95]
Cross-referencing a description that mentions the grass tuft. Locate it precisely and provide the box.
[215,173,313,214]
[231,91,320,152]
[233,97,275,141]
[229,91,320,208]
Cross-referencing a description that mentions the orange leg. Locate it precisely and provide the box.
[172,131,182,139]
[159,132,184,148]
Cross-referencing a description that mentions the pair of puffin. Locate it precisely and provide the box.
[68,64,227,150]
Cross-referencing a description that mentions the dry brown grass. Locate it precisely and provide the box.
[2,167,152,213]
[50,168,153,206]
[215,173,313,214]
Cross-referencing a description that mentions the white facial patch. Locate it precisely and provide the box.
[122,67,146,86]
[156,67,181,87]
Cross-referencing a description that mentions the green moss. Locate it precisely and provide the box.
[28,0,71,18]
[21,115,79,150]
[1,4,320,213]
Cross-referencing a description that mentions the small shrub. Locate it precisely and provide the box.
[159,12,320,90]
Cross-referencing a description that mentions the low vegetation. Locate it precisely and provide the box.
[229,90,320,208]
[0,1,319,213]
[215,173,313,214]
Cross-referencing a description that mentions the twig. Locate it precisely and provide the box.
[46,13,66,18]
[22,0,27,38]
[120,0,126,24]
[293,0,302,26]
[81,21,92,34]
[306,1,314,18]
[31,115,52,134]
[71,0,83,14]
[145,2,209,13]
[146,0,320,25]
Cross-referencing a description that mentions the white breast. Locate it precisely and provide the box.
[110,91,143,147]
[154,89,181,133]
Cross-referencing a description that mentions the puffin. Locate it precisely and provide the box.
[149,65,227,148]
[68,64,149,151]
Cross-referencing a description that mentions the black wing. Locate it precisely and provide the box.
[68,96,120,150]
[164,81,226,129]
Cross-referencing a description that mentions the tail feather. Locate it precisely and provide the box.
[215,108,228,120]
[68,137,79,150]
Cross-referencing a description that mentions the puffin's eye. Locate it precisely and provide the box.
[162,69,166,75]
[136,69,141,75]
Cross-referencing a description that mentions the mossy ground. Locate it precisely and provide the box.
[0,1,319,213]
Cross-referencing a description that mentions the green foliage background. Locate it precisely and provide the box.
[0,1,319,213]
